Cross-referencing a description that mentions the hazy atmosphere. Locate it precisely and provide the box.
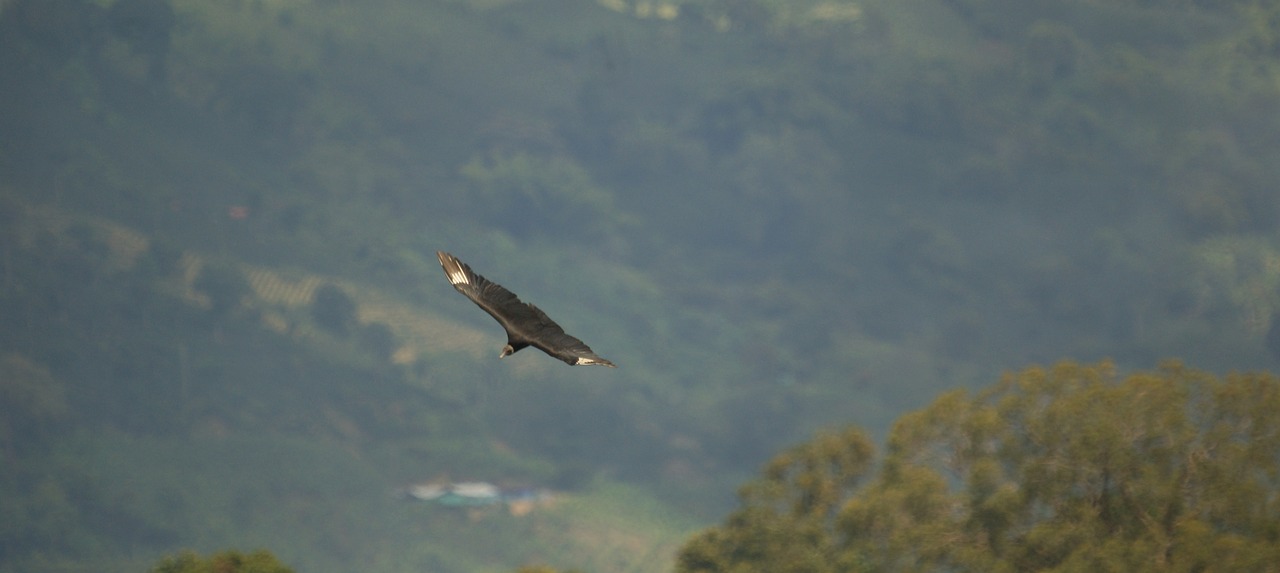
[3,0,1280,571]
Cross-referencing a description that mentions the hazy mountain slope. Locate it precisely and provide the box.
[4,0,1280,571]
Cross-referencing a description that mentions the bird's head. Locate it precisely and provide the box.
[500,344,515,358]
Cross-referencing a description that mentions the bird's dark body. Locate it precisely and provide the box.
[436,251,616,367]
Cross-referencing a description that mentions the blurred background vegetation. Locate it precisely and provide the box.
[2,0,1280,571]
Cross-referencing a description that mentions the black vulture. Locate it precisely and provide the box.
[436,251,617,367]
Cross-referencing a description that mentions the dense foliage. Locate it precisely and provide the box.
[149,549,294,573]
[678,362,1280,572]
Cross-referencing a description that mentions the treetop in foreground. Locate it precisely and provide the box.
[678,361,1280,573]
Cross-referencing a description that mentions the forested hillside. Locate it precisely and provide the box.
[3,0,1280,571]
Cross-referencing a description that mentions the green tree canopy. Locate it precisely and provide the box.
[149,549,294,573]
[310,283,358,336]
[678,361,1280,573]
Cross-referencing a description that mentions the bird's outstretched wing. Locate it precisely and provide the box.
[437,251,539,338]
[525,304,617,367]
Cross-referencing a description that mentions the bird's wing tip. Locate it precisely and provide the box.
[437,251,471,286]
[576,356,617,367]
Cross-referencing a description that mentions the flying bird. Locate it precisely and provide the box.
[436,251,616,367]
